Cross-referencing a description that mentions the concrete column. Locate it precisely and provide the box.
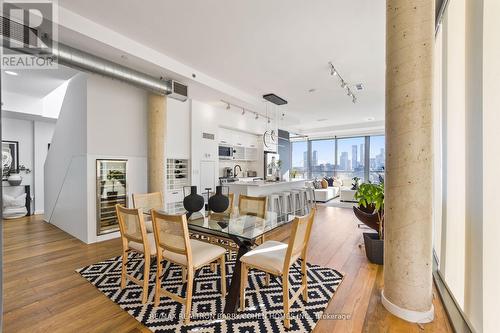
[382,0,435,323]
[147,93,166,195]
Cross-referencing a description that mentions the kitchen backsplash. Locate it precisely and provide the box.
[219,160,261,178]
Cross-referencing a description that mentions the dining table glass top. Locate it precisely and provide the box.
[153,207,310,242]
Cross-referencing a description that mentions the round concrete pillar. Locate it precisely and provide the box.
[382,0,435,323]
[147,93,166,196]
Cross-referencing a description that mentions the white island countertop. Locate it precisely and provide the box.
[230,179,307,187]
[227,179,307,202]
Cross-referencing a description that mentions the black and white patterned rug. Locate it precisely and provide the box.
[76,252,343,333]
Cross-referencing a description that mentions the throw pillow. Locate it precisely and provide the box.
[321,179,328,189]
[325,177,334,187]
[313,180,322,189]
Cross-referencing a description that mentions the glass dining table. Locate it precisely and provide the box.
[152,207,310,314]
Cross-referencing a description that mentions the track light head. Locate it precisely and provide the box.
[241,108,245,115]
[255,113,259,120]
[341,81,346,88]
[226,103,231,110]
[352,96,357,103]
[347,89,352,96]
[267,118,271,124]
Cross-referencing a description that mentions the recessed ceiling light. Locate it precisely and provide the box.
[365,117,375,121]
[355,83,364,91]
[317,118,328,122]
[4,70,18,76]
[308,88,316,93]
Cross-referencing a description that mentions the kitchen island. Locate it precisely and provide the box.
[227,179,306,205]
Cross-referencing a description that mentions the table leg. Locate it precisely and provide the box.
[223,239,252,314]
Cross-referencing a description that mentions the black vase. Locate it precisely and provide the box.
[208,186,229,213]
[183,186,204,215]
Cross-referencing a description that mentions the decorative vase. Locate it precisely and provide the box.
[183,186,204,216]
[7,173,22,186]
[208,186,229,213]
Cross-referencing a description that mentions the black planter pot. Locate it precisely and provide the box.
[363,233,384,265]
[183,186,204,216]
[208,186,229,213]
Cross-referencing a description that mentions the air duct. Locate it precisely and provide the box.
[1,16,188,100]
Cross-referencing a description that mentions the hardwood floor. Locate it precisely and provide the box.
[2,206,452,332]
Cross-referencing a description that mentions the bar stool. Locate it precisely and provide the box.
[279,191,293,214]
[299,188,309,210]
[268,193,283,216]
[303,183,317,208]
[290,189,304,214]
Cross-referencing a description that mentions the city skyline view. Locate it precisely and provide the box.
[291,135,385,182]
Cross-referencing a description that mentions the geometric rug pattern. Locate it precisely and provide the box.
[77,252,343,333]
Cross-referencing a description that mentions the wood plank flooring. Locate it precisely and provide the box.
[2,206,452,332]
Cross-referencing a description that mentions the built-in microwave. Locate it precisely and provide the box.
[218,144,234,160]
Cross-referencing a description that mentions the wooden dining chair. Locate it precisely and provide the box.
[115,204,156,304]
[132,192,164,233]
[238,194,267,218]
[239,208,316,329]
[151,210,227,324]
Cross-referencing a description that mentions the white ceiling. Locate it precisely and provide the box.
[57,0,385,134]
[2,65,78,98]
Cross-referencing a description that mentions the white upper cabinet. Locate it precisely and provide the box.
[166,98,190,159]
[218,127,233,145]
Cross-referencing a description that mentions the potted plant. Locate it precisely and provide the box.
[354,182,384,264]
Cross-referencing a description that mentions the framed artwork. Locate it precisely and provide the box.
[2,140,19,180]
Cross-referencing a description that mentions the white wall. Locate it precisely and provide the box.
[44,73,88,242]
[440,0,467,308]
[33,121,56,213]
[166,97,190,160]
[85,74,148,243]
[2,91,43,116]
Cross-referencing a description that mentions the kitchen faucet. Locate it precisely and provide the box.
[234,164,242,177]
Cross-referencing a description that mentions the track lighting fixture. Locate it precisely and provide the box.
[328,61,358,104]
[220,99,271,122]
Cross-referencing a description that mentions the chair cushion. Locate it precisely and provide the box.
[162,239,226,268]
[129,233,157,256]
[240,240,289,275]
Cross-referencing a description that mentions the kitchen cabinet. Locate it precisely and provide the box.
[233,146,245,160]
[200,160,216,192]
[218,127,233,145]
[244,147,258,161]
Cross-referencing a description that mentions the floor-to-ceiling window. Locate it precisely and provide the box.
[291,135,385,182]
[310,139,335,178]
[368,135,385,183]
[291,140,308,179]
[336,136,366,182]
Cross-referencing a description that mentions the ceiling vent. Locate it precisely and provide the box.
[263,93,288,105]
[166,80,188,102]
